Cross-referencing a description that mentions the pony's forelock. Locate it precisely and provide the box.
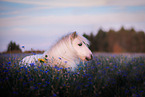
[77,35,90,46]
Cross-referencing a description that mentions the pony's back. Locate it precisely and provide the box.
[20,54,42,66]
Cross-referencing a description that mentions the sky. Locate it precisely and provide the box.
[0,0,145,52]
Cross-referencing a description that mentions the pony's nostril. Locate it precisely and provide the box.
[85,57,89,61]
[85,55,93,61]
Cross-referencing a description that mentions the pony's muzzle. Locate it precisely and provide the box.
[85,54,93,61]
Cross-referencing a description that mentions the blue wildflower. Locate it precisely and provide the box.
[53,94,57,97]
[45,81,50,84]
[34,86,38,89]
[23,82,27,86]
[97,62,101,65]
[54,65,58,68]
[140,90,143,93]
[20,66,24,69]
[8,62,11,64]
[30,63,35,67]
[38,66,42,68]
[139,63,143,65]
[16,70,20,73]
[45,70,49,73]
[42,84,47,87]
[4,70,9,72]
[88,81,92,84]
[33,52,36,55]
[37,83,41,85]
[25,72,28,74]
[22,46,25,48]
[29,78,33,81]
[59,67,63,69]
[79,68,81,70]
[135,92,141,97]
[125,90,129,94]
[40,70,43,72]
[77,86,81,90]
[130,86,135,89]
[113,65,118,68]
[105,66,109,69]
[13,91,18,95]
[85,84,89,87]
[24,67,27,70]
[88,77,92,80]
[58,57,61,60]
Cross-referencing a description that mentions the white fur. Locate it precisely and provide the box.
[20,32,92,71]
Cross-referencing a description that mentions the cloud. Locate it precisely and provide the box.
[0,11,145,28]
[2,0,145,7]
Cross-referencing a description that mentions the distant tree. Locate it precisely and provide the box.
[107,29,116,52]
[7,41,22,53]
[95,29,108,52]
[136,31,145,52]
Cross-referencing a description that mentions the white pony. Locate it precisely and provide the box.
[20,32,93,71]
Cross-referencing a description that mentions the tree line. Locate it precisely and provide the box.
[83,27,145,53]
[5,27,145,53]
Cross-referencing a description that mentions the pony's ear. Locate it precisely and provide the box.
[70,31,77,40]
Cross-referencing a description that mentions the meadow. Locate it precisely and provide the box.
[0,53,145,97]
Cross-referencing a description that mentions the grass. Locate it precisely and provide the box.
[0,53,145,97]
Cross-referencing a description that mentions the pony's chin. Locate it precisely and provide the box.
[80,57,88,61]
[80,55,93,61]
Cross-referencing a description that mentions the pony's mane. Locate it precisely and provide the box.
[48,33,72,53]
[45,33,90,54]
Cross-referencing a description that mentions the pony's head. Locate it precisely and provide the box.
[70,32,93,61]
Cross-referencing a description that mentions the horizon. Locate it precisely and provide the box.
[0,0,145,52]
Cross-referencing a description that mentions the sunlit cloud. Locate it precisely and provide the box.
[2,0,145,7]
[0,12,145,28]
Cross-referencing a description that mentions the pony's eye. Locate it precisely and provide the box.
[78,43,82,46]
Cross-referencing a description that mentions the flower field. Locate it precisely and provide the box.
[0,53,145,97]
